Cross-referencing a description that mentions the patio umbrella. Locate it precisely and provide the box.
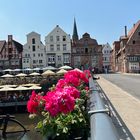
[59,65,72,70]
[1,74,14,78]
[42,66,57,71]
[16,73,27,77]
[42,70,55,76]
[0,85,17,88]
[33,67,41,71]
[13,69,22,72]
[56,69,67,75]
[0,85,15,92]
[13,85,29,91]
[29,72,40,76]
[28,85,42,90]
[21,83,40,87]
[3,69,13,72]
[74,68,84,73]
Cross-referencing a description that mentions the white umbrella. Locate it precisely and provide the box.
[21,83,40,87]
[56,69,68,75]
[59,65,72,70]
[29,72,40,76]
[74,68,84,73]
[24,68,32,71]
[0,85,17,88]
[3,69,13,72]
[43,66,57,71]
[0,86,15,91]
[16,73,27,77]
[28,85,42,90]
[13,85,29,91]
[42,70,55,76]
[13,68,22,72]
[1,74,14,78]
[33,67,41,71]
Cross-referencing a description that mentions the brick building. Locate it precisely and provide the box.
[71,19,103,72]
[0,35,23,70]
[111,20,140,73]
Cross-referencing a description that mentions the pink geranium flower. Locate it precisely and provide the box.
[27,91,44,114]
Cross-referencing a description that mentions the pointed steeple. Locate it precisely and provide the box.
[72,18,79,41]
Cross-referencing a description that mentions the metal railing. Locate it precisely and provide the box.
[89,77,119,140]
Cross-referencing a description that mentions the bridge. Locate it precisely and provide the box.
[97,74,140,140]
[0,74,140,140]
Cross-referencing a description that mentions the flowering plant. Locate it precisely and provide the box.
[27,69,91,139]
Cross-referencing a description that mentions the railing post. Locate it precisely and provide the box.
[89,77,119,140]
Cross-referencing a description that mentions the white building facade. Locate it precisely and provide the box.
[102,43,112,72]
[45,25,71,67]
[22,32,46,69]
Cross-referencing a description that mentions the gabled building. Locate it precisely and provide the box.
[22,31,46,69]
[112,20,140,73]
[45,25,71,67]
[71,19,103,72]
[0,35,23,70]
[102,43,112,72]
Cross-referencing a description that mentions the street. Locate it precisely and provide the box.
[99,73,140,100]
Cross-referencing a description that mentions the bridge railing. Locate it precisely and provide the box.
[89,77,119,140]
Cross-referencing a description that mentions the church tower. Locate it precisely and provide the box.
[72,18,79,42]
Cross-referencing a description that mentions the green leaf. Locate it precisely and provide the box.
[63,127,68,133]
[71,119,77,124]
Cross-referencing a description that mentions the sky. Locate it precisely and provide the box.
[0,0,140,47]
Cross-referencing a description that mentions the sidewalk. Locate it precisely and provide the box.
[97,76,140,140]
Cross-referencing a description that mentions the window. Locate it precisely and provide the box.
[29,46,30,49]
[33,54,35,57]
[138,32,140,36]
[32,38,35,44]
[63,44,67,51]
[38,46,39,49]
[39,60,43,63]
[38,53,40,57]
[33,60,36,64]
[63,54,70,63]
[63,36,66,41]
[23,59,26,63]
[27,59,29,63]
[133,40,135,44]
[50,45,54,51]
[32,45,36,51]
[58,55,61,61]
[48,55,55,63]
[50,36,53,42]
[85,48,88,53]
[56,36,60,41]
[57,44,60,51]
[41,53,43,57]
[76,48,80,53]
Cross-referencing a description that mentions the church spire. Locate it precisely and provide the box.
[72,18,79,41]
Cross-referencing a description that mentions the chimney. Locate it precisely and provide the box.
[8,35,13,42]
[124,26,127,37]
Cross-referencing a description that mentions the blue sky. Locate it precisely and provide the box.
[0,0,140,47]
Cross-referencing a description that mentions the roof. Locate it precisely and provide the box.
[13,40,23,53]
[127,20,140,43]
[77,32,98,46]
[0,40,6,52]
